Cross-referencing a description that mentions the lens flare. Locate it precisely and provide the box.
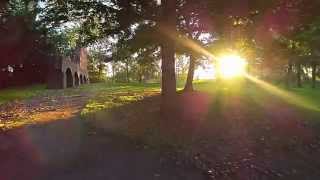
[246,74,319,112]
[217,55,247,78]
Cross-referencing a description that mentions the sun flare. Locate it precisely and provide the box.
[217,54,247,78]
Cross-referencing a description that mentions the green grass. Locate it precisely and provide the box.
[283,85,320,121]
[80,82,160,116]
[0,82,160,106]
[288,86,320,108]
[0,84,47,105]
[1,80,320,116]
[2,80,320,178]
[81,79,320,138]
[194,79,320,110]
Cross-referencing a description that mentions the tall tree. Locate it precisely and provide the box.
[176,0,214,91]
[38,0,179,114]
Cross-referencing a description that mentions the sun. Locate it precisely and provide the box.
[217,54,247,78]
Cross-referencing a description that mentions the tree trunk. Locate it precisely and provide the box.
[112,63,115,83]
[138,71,143,83]
[297,62,302,88]
[160,0,177,117]
[125,62,130,83]
[312,62,317,88]
[286,60,293,88]
[184,55,195,92]
[161,43,176,98]
[98,62,103,80]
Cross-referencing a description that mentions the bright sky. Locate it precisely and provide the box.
[194,64,215,80]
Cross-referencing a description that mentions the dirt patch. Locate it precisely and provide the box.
[0,93,91,131]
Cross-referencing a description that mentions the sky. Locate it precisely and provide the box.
[194,64,215,80]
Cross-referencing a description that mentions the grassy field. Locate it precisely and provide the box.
[0,85,46,105]
[289,86,320,107]
[77,80,320,145]
[1,80,320,112]
[81,80,320,179]
[1,80,320,179]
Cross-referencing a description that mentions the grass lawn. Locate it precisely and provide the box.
[288,86,320,108]
[82,79,320,139]
[1,80,320,179]
[81,80,320,179]
[1,80,320,115]
[0,84,46,105]
[1,80,319,116]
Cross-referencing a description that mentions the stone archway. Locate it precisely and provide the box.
[74,72,80,86]
[80,74,84,84]
[66,68,73,88]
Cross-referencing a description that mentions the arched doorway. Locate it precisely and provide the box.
[84,76,87,84]
[66,68,73,88]
[74,72,80,86]
[80,74,83,84]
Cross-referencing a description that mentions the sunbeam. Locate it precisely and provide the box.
[245,75,320,112]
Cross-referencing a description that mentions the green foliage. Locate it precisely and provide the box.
[5,0,319,89]
[36,0,119,54]
[7,0,35,16]
[88,50,107,83]
[296,17,320,54]
[45,27,80,55]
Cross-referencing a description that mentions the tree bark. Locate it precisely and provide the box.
[312,62,317,88]
[160,0,177,116]
[161,43,176,97]
[125,62,130,83]
[286,60,293,88]
[138,72,142,83]
[160,44,177,118]
[297,62,302,88]
[112,63,115,83]
[184,55,195,92]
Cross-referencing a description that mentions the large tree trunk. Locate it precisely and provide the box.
[161,43,176,99]
[160,44,177,119]
[297,62,302,88]
[160,0,177,116]
[312,62,317,88]
[184,55,195,92]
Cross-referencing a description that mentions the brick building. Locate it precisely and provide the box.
[47,48,90,89]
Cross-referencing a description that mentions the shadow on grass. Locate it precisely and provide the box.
[0,95,205,180]
[2,80,320,180]
[0,84,46,105]
[81,89,213,149]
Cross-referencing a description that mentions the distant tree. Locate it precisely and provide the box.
[175,0,214,91]
[134,47,161,83]
[296,17,320,88]
[88,50,107,83]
